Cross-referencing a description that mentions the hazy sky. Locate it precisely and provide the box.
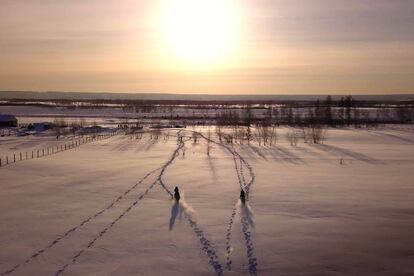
[1,0,413,94]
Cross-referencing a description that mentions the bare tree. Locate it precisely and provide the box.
[192,132,199,144]
[255,126,262,146]
[163,130,170,142]
[301,126,311,143]
[207,127,212,155]
[286,128,299,147]
[154,128,161,140]
[311,124,326,144]
[269,126,277,146]
[246,125,252,145]
[324,95,333,126]
[215,125,223,143]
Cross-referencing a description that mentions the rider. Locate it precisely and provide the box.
[240,189,246,203]
[174,186,180,201]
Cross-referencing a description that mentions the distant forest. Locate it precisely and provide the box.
[1,93,413,126]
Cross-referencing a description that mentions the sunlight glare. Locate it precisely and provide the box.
[161,0,240,66]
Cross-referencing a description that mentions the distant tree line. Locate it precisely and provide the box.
[2,96,413,126]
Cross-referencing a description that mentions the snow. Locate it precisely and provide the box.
[1,127,414,275]
[0,133,105,158]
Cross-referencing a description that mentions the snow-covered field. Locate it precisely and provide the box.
[0,134,88,158]
[1,127,414,275]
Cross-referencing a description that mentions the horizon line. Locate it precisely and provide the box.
[1,90,414,96]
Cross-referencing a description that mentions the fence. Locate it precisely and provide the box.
[0,131,117,168]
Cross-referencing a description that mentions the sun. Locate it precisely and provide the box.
[160,0,240,66]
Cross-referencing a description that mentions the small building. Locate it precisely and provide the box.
[83,125,104,133]
[0,114,18,127]
[26,122,54,132]
[33,122,52,132]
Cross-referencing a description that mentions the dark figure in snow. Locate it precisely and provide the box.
[240,189,246,204]
[174,186,180,202]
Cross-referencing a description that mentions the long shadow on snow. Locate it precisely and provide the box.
[167,199,224,276]
[2,131,182,276]
[145,137,159,152]
[170,195,223,276]
[247,145,268,160]
[242,144,305,165]
[169,193,195,230]
[312,143,385,164]
[268,146,306,165]
[169,201,180,230]
[366,130,414,144]
[161,135,224,276]
[110,136,147,152]
[54,131,184,275]
[0,168,160,276]
[54,178,160,276]
[177,130,259,275]
[224,145,259,275]
[239,200,258,276]
[207,154,219,181]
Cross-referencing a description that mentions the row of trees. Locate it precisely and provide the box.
[52,118,99,138]
[214,125,325,146]
[213,96,413,128]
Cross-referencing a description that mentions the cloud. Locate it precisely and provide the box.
[0,0,413,93]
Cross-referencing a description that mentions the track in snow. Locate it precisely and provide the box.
[1,131,181,276]
[193,131,258,275]
[53,130,185,275]
[180,130,258,275]
[3,129,259,276]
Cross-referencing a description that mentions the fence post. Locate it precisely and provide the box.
[6,156,8,164]
[20,152,22,161]
[0,158,2,167]
[14,154,16,163]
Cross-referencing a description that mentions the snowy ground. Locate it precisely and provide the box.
[1,127,414,276]
[0,134,88,158]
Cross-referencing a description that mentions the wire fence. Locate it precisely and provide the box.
[0,131,117,168]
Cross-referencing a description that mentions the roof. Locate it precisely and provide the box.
[0,114,17,122]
